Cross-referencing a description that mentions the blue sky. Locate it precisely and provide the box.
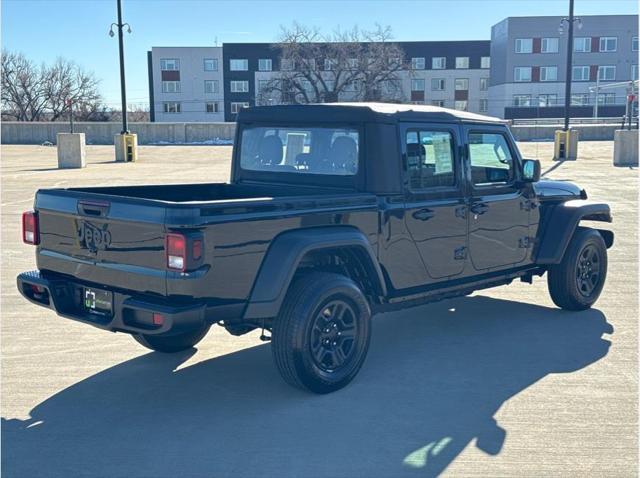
[2,0,638,107]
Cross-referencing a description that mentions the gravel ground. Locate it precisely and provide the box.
[1,142,637,477]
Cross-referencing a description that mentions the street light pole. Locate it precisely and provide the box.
[110,0,131,134]
[562,0,576,131]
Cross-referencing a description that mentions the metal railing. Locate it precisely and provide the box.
[510,116,638,126]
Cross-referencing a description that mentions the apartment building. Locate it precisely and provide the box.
[148,46,225,122]
[148,14,638,122]
[489,15,638,118]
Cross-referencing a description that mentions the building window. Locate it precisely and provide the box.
[204,58,218,71]
[633,37,639,52]
[280,58,295,71]
[572,66,590,81]
[541,37,559,53]
[305,59,316,70]
[599,37,618,52]
[540,66,558,81]
[411,57,426,70]
[480,78,489,91]
[347,58,359,69]
[455,57,469,69]
[204,80,219,94]
[344,80,360,92]
[571,94,589,105]
[513,95,532,107]
[230,102,250,114]
[479,99,488,112]
[454,100,468,111]
[515,38,533,54]
[633,65,639,81]
[431,78,446,91]
[432,100,445,107]
[300,79,312,91]
[574,37,592,53]
[160,58,179,71]
[258,59,272,71]
[411,79,425,91]
[432,57,446,69]
[538,94,557,107]
[163,102,181,113]
[453,78,469,93]
[230,59,248,71]
[230,80,249,93]
[514,67,532,82]
[598,93,617,105]
[455,78,469,90]
[598,65,616,81]
[161,81,180,93]
[480,57,491,69]
[324,58,337,70]
[205,102,219,113]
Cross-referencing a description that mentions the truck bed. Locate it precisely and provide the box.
[67,182,356,204]
[33,183,378,300]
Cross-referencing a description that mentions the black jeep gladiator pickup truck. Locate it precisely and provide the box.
[18,103,613,393]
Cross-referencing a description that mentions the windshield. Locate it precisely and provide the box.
[239,126,359,176]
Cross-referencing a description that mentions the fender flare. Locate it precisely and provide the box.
[536,200,613,265]
[243,227,386,320]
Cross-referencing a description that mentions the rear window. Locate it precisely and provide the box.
[239,126,359,176]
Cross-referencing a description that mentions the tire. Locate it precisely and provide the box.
[547,227,608,311]
[133,324,211,353]
[272,272,372,394]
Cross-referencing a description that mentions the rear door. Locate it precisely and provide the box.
[463,126,529,271]
[35,191,168,295]
[402,123,468,282]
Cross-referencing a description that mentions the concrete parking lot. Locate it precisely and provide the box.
[1,142,637,477]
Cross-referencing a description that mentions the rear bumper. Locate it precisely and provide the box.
[17,270,207,336]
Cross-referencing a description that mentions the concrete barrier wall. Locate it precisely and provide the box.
[509,124,621,142]
[1,122,236,145]
[1,121,623,145]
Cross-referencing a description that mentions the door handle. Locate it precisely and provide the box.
[470,202,489,215]
[413,208,436,221]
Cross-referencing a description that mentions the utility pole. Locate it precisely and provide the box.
[561,0,576,131]
[110,0,132,134]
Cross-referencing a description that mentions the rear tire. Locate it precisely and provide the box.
[272,272,371,394]
[133,324,210,353]
[547,227,607,311]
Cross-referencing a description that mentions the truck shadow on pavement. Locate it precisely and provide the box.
[2,295,613,478]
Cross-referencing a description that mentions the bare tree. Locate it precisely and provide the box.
[1,51,48,120]
[257,23,408,106]
[2,50,104,121]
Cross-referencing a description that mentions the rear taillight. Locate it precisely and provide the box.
[22,211,39,245]
[166,233,186,271]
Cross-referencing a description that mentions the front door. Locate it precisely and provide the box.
[402,124,468,283]
[464,127,529,271]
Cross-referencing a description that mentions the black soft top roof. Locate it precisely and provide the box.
[237,102,506,125]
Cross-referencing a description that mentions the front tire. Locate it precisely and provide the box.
[133,324,211,353]
[547,227,607,311]
[272,272,372,394]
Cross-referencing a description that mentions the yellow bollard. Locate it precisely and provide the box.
[114,133,138,162]
[553,129,579,161]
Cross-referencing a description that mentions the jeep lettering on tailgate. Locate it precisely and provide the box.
[77,221,111,252]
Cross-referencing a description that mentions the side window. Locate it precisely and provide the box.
[406,130,455,189]
[468,133,514,186]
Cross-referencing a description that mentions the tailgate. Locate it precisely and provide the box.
[35,190,168,295]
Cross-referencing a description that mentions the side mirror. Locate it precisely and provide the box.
[521,159,541,182]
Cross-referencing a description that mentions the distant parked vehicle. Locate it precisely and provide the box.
[18,103,613,393]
